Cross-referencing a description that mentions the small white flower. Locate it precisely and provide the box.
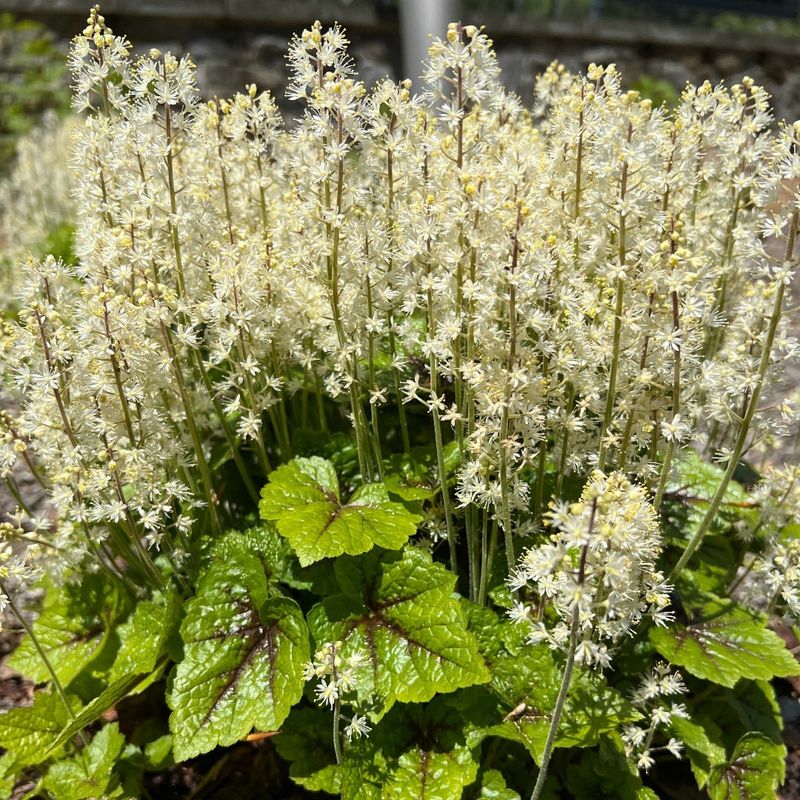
[344,714,372,741]
[314,678,338,708]
[637,751,655,772]
[666,738,684,759]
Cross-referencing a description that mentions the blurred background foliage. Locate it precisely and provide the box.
[631,74,680,107]
[0,13,70,168]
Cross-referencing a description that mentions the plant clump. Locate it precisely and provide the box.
[0,7,798,799]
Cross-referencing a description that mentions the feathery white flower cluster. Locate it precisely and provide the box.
[0,12,797,596]
[303,641,371,741]
[0,513,44,595]
[0,113,76,305]
[622,662,688,772]
[0,379,75,590]
[739,464,800,620]
[509,472,672,667]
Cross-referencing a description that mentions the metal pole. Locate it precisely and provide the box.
[398,0,459,81]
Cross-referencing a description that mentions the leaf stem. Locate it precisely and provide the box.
[654,216,682,511]
[477,510,497,607]
[499,199,523,576]
[598,122,632,472]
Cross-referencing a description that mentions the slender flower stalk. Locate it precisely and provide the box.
[0,579,82,737]
[530,506,594,800]
[670,204,798,581]
[530,597,581,800]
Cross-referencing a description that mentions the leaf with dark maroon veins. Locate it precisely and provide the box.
[167,549,309,761]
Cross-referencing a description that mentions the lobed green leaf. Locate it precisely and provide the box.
[308,547,490,704]
[650,597,799,688]
[274,707,341,794]
[466,604,638,764]
[707,733,786,800]
[260,457,420,566]
[42,722,127,800]
[381,745,477,800]
[46,590,178,756]
[0,690,80,776]
[669,715,726,789]
[9,574,125,686]
[167,549,309,761]
[477,769,521,799]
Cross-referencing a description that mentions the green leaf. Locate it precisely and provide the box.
[491,641,558,709]
[0,768,12,800]
[42,722,126,800]
[664,454,755,548]
[168,550,309,761]
[381,745,477,800]
[260,457,420,566]
[47,668,165,758]
[694,680,783,753]
[477,769,521,799]
[383,474,436,503]
[662,454,755,594]
[38,222,75,264]
[484,675,638,765]
[308,547,489,704]
[707,733,785,800]
[0,690,79,774]
[46,592,178,756]
[669,715,726,789]
[466,605,637,763]
[274,707,341,794]
[650,597,799,688]
[9,574,124,686]
[143,734,173,771]
[564,735,657,800]
[337,697,476,799]
[339,742,391,800]
[293,429,360,480]
[685,535,739,594]
[377,695,480,758]
[385,449,438,486]
[782,523,800,539]
[210,524,309,590]
[675,453,751,511]
[442,441,461,475]
[110,591,178,682]
[116,741,146,799]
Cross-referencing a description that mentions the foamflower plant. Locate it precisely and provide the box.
[0,7,797,799]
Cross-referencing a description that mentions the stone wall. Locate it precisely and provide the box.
[491,14,800,122]
[3,0,800,119]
